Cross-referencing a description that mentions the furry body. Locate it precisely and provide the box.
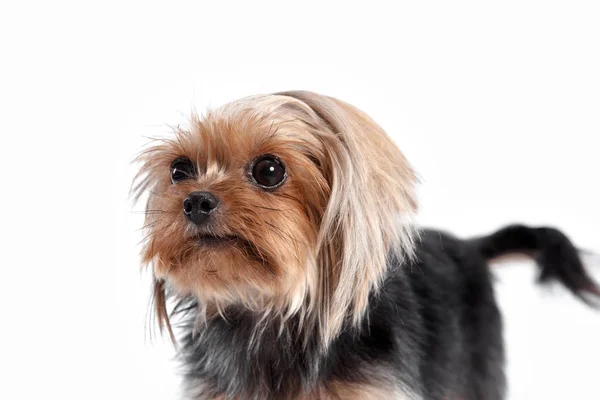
[133,91,599,399]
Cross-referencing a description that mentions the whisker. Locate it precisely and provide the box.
[252,205,294,213]
[138,220,162,231]
[132,209,176,215]
[147,189,171,199]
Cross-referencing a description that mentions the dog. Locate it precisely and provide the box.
[133,91,599,399]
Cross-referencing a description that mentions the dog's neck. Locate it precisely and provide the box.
[179,304,325,399]
[174,263,421,399]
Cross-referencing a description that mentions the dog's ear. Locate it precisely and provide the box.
[276,91,418,344]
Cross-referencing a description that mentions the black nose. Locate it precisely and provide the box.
[183,191,220,225]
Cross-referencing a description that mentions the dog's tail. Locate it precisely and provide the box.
[473,224,600,306]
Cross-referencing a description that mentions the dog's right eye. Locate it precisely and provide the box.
[170,157,195,184]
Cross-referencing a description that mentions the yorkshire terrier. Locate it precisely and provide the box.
[133,91,599,399]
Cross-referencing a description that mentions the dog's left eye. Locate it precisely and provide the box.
[252,156,286,188]
[170,157,195,184]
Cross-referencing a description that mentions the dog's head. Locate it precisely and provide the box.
[133,91,417,345]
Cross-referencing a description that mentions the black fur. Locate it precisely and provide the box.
[176,225,599,399]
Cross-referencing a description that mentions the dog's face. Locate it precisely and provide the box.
[134,91,417,343]
[137,100,330,309]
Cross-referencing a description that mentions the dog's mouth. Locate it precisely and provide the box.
[195,234,276,274]
[196,234,243,247]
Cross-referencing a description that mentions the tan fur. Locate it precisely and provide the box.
[488,253,534,265]
[307,380,416,400]
[133,91,418,348]
[205,381,413,400]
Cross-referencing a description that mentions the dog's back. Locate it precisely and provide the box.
[371,225,599,399]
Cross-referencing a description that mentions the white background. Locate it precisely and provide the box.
[1,1,599,399]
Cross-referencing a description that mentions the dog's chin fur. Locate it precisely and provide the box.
[133,91,600,399]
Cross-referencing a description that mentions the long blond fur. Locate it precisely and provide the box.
[133,91,418,349]
[275,91,418,344]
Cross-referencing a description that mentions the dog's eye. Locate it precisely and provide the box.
[170,157,195,184]
[252,156,286,188]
